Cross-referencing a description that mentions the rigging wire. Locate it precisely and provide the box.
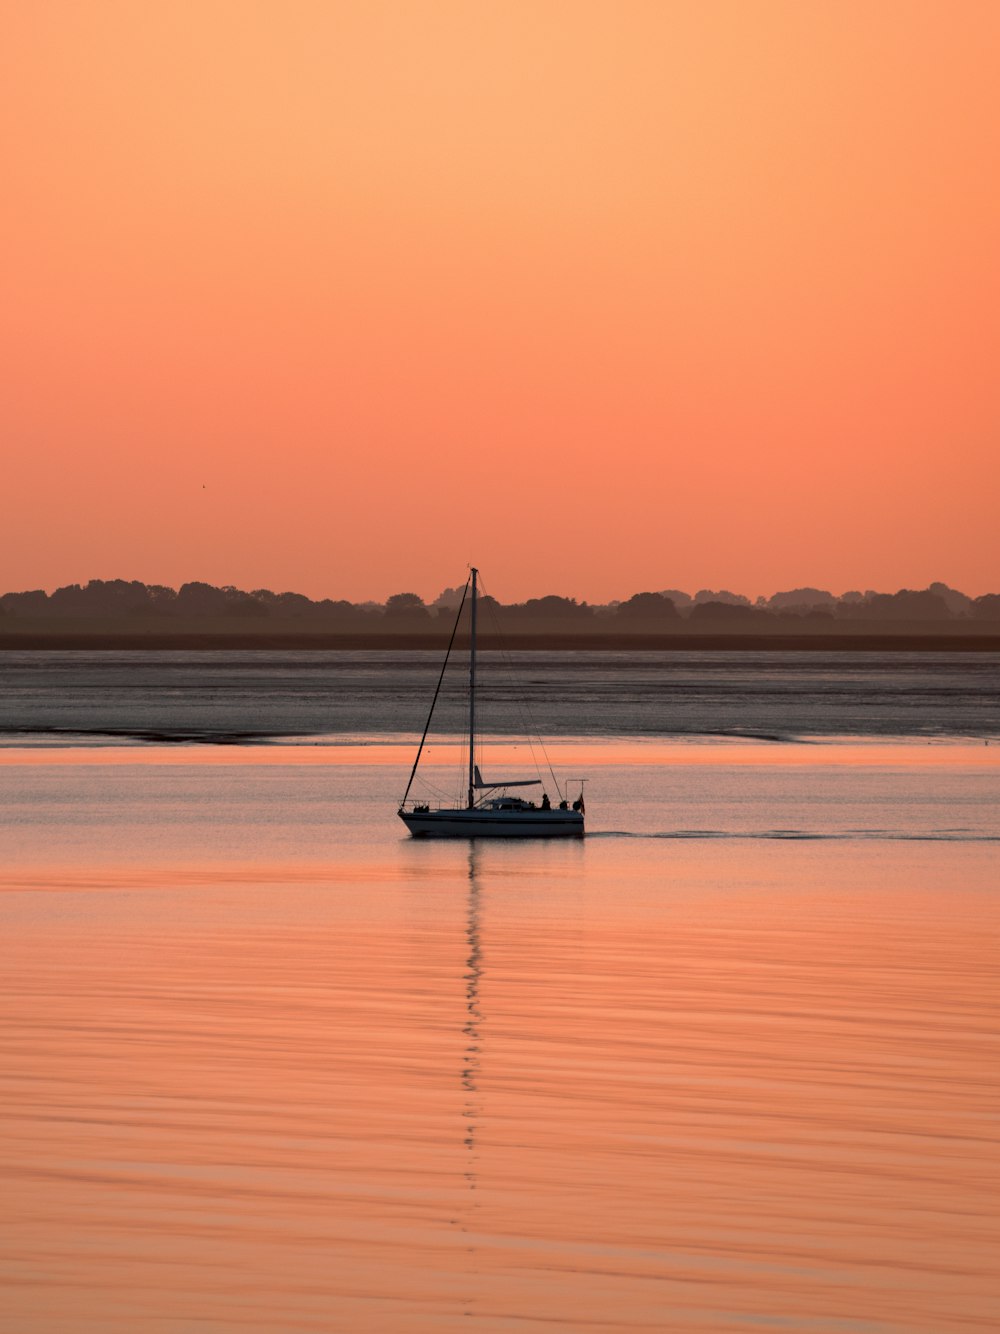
[399,577,470,807]
[415,773,455,802]
[478,574,564,801]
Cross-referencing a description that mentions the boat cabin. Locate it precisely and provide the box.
[482,795,538,812]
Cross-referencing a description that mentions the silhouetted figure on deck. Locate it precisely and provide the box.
[541,792,550,810]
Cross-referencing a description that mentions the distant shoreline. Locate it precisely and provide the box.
[2,628,998,652]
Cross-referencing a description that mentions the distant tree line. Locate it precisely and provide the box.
[1,578,998,630]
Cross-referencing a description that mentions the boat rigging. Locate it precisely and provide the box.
[398,568,586,838]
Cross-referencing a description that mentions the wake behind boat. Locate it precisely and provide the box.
[398,569,585,838]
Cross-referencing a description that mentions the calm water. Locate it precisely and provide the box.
[2,652,999,1331]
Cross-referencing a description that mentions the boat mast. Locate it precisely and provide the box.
[468,566,478,808]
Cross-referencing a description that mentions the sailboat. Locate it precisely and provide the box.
[398,569,585,838]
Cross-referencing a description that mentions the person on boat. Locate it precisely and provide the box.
[572,794,584,812]
[541,792,551,810]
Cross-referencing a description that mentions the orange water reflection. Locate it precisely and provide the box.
[2,738,997,769]
[3,836,998,1332]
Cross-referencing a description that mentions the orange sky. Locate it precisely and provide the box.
[2,1,997,603]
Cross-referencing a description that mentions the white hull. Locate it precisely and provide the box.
[399,808,584,839]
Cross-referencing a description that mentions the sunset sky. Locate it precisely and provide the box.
[3,0,997,603]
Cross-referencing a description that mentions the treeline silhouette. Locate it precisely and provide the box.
[1,578,999,636]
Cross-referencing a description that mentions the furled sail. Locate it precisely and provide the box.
[473,765,539,789]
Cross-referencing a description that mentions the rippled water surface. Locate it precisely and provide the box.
[2,736,998,1333]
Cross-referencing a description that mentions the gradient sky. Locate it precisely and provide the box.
[3,0,998,603]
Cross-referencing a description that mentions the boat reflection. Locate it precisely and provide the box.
[461,846,483,1312]
[463,846,482,1162]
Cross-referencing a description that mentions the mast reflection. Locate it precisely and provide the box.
[463,845,482,1179]
[460,845,484,1317]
